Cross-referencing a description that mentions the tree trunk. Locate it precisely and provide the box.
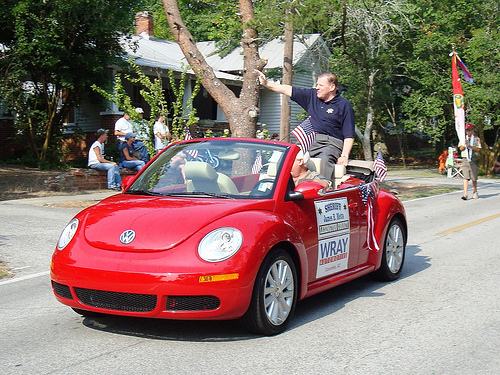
[162,0,265,138]
[280,8,294,142]
[362,70,377,161]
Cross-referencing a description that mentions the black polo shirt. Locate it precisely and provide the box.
[291,87,355,140]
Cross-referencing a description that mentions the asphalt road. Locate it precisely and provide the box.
[1,175,499,374]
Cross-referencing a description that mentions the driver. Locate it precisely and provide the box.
[291,150,332,190]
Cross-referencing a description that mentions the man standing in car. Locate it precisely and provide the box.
[255,70,355,181]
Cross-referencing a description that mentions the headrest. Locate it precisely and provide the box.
[267,163,277,177]
[184,161,218,181]
[334,164,346,178]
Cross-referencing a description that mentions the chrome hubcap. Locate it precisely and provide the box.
[264,259,294,326]
[386,223,404,273]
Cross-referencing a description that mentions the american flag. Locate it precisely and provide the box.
[252,151,263,174]
[183,128,199,159]
[359,183,374,206]
[359,182,380,251]
[291,117,316,152]
[184,129,193,140]
[373,150,387,182]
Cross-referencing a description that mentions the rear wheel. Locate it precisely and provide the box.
[242,249,297,335]
[376,217,406,281]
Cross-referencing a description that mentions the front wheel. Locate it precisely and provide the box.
[241,249,298,336]
[375,217,406,281]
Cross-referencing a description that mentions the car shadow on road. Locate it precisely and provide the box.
[82,244,430,341]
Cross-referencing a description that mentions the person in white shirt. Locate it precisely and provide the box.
[153,115,170,154]
[114,109,150,162]
[88,129,121,190]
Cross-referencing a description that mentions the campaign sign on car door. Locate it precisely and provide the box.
[315,197,350,278]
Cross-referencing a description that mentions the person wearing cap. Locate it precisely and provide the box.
[458,123,481,200]
[133,107,151,142]
[119,132,146,172]
[291,150,331,189]
[114,110,150,163]
[88,129,121,190]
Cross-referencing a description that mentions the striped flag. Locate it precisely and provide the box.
[252,151,263,174]
[183,128,199,159]
[359,182,380,251]
[373,150,387,182]
[184,129,193,140]
[291,117,316,152]
[455,54,473,83]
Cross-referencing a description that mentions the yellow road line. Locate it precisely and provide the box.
[437,213,500,235]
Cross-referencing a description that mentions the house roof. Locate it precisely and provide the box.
[122,33,329,82]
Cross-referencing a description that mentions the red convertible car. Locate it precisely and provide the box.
[51,138,407,335]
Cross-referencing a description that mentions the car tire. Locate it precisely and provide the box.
[375,217,406,281]
[71,308,106,318]
[241,249,298,336]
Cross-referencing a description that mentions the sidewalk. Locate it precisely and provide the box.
[0,190,117,206]
[385,168,499,188]
[1,168,498,207]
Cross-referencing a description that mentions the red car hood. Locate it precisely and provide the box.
[82,194,274,252]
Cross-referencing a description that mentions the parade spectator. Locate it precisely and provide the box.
[154,114,170,154]
[114,110,149,163]
[88,129,121,190]
[119,133,146,172]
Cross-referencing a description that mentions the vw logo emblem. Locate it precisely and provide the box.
[120,230,136,244]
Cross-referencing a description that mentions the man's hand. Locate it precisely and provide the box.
[337,155,349,166]
[254,69,267,86]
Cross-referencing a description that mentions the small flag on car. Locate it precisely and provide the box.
[291,117,316,152]
[373,149,387,182]
[183,128,199,159]
[252,151,263,174]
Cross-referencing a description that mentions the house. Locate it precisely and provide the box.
[1,12,331,162]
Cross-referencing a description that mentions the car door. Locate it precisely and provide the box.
[293,184,365,284]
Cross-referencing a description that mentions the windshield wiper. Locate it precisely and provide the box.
[164,191,232,199]
[125,189,165,197]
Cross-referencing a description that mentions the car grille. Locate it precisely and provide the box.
[74,287,157,312]
[166,296,220,311]
[52,281,73,300]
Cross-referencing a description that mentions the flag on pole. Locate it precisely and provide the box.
[291,117,316,152]
[456,54,473,83]
[373,150,387,182]
[451,52,473,147]
[252,151,263,174]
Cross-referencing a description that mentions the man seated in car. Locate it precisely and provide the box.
[291,150,332,190]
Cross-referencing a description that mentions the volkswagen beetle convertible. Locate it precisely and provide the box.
[51,138,407,335]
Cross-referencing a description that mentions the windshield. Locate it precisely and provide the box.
[127,139,290,199]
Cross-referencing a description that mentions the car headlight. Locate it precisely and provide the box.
[57,218,79,250]
[198,227,243,262]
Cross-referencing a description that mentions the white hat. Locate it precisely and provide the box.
[135,107,144,114]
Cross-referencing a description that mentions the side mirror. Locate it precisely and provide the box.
[289,181,326,200]
[121,175,135,190]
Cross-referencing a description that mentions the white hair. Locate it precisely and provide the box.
[296,150,312,169]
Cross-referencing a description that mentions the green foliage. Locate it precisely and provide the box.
[167,69,202,138]
[93,59,202,154]
[0,0,144,164]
